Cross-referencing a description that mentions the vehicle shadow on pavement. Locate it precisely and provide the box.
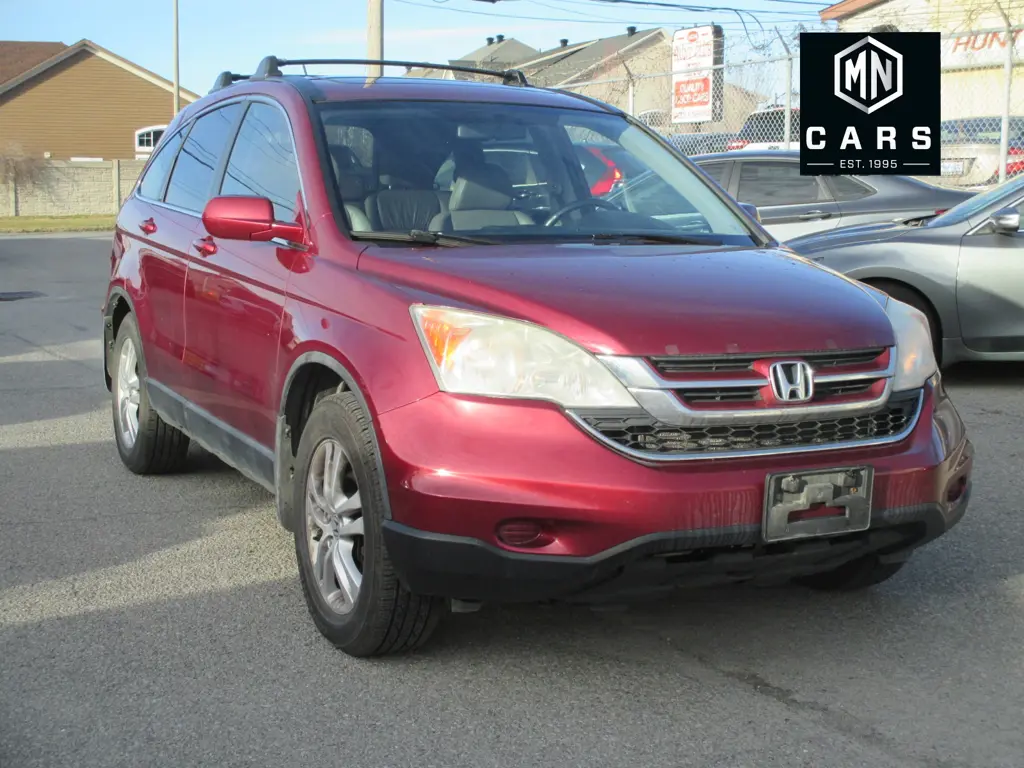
[943,360,1024,386]
[2,567,1022,767]
[0,439,279,591]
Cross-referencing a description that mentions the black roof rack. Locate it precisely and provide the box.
[251,56,529,86]
[209,70,249,93]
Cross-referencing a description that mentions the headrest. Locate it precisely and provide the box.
[449,164,513,211]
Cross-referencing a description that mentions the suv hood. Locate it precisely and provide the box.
[359,244,895,356]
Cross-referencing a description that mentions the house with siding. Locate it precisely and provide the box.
[0,38,200,161]
[406,27,765,135]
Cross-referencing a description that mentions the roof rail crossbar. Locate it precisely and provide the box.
[209,70,249,93]
[251,56,529,86]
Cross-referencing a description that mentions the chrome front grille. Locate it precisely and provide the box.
[649,347,887,375]
[580,346,913,460]
[595,347,895,428]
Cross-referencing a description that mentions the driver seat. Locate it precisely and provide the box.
[429,165,534,232]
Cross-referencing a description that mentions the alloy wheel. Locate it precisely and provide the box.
[305,438,365,615]
[116,337,141,449]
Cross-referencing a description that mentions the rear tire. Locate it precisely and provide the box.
[293,390,446,657]
[792,555,906,591]
[868,280,942,365]
[110,313,190,474]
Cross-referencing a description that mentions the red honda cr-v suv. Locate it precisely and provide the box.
[102,57,973,657]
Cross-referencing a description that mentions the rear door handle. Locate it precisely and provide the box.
[138,218,156,234]
[191,236,217,257]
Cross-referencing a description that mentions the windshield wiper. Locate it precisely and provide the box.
[351,230,500,247]
[587,232,724,246]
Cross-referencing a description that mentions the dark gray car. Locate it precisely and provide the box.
[786,174,1024,367]
[690,150,974,242]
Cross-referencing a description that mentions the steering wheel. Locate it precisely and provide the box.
[544,197,620,227]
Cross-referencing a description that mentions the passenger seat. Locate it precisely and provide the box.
[336,175,373,232]
[363,189,451,232]
[429,165,534,232]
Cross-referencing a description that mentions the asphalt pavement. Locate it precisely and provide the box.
[2,233,1024,768]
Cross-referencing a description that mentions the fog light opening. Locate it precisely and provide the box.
[947,474,967,504]
[496,519,552,548]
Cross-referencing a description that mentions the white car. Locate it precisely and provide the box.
[727,107,801,152]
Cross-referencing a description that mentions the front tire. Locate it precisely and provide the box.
[293,390,445,657]
[792,555,906,591]
[111,314,190,474]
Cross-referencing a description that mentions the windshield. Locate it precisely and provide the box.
[927,175,1024,227]
[317,100,762,246]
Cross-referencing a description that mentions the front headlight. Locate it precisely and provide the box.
[886,297,937,391]
[410,305,638,408]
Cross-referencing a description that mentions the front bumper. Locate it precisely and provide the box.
[376,376,973,602]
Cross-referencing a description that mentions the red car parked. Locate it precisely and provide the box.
[103,58,973,657]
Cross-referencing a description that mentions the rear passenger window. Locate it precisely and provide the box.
[829,175,875,201]
[137,130,184,200]
[165,103,242,213]
[736,162,828,207]
[699,162,728,186]
[220,103,301,222]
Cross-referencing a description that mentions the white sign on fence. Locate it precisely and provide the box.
[671,25,724,124]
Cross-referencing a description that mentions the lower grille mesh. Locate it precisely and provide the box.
[575,392,920,456]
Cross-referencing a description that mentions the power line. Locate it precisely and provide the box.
[392,0,812,25]
[581,0,818,16]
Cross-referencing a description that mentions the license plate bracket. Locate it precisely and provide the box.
[762,466,873,543]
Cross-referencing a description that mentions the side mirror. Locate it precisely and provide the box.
[739,202,760,222]
[990,207,1020,235]
[202,196,305,245]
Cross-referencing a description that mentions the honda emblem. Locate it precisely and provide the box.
[769,361,814,403]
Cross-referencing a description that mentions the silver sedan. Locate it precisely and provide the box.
[786,175,1024,368]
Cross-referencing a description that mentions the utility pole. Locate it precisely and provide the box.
[775,26,793,150]
[367,0,384,78]
[172,0,180,115]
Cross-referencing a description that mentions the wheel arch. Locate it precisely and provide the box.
[274,351,393,533]
[858,276,943,340]
[103,287,136,392]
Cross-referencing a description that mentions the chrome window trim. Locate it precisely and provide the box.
[566,389,923,464]
[597,351,896,426]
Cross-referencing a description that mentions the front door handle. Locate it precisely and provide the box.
[138,218,156,234]
[191,236,217,257]
[797,210,832,220]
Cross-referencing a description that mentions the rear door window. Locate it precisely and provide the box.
[137,129,185,201]
[698,161,729,186]
[219,102,302,222]
[828,175,875,202]
[164,103,243,213]
[736,161,830,207]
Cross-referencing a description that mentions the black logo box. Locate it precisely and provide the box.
[799,32,940,176]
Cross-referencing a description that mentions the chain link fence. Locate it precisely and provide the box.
[558,25,1023,190]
